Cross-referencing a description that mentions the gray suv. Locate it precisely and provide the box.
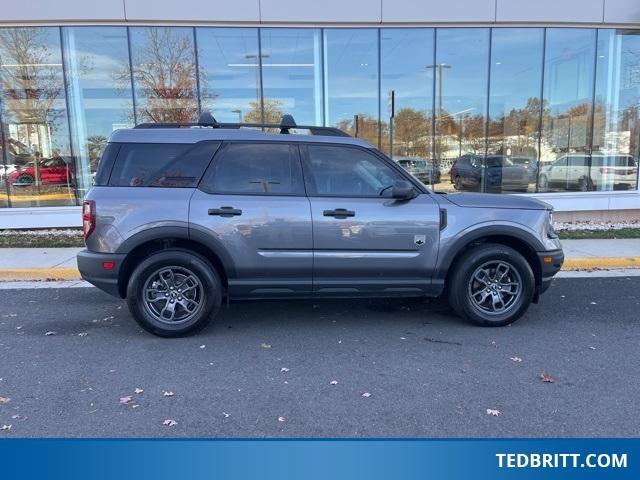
[77,113,564,337]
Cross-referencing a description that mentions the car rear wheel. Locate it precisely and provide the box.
[126,249,222,337]
[447,244,535,327]
[454,175,462,190]
[538,174,548,192]
[578,177,592,192]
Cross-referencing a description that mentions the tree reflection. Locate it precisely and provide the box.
[126,27,199,123]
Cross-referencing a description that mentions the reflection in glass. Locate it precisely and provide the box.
[435,28,490,192]
[539,29,596,192]
[0,27,76,207]
[381,29,438,186]
[487,28,544,192]
[63,26,134,199]
[324,29,379,146]
[129,27,198,123]
[260,29,323,126]
[592,29,640,191]
[196,28,261,124]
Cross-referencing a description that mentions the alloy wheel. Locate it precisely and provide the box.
[467,261,522,315]
[142,266,204,324]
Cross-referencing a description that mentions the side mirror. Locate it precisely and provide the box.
[392,180,416,200]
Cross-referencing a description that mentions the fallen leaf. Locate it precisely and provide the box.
[361,392,371,398]
[163,391,174,397]
[119,396,134,405]
[77,332,88,337]
[15,326,22,330]
[11,414,26,420]
[277,416,286,422]
[261,343,271,349]
[280,367,290,373]
[510,356,523,363]
[538,372,556,383]
[199,345,206,349]
[1,424,11,431]
[223,412,230,418]
[400,337,407,340]
[134,388,144,394]
[329,380,339,385]
[588,346,596,350]
[45,331,56,336]
[163,419,178,427]
[590,301,597,305]
[486,409,501,416]
[0,397,10,404]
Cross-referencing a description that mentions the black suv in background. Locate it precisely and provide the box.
[450,154,530,192]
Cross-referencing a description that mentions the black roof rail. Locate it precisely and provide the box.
[134,112,349,137]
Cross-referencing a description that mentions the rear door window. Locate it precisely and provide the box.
[108,142,220,187]
[199,142,304,195]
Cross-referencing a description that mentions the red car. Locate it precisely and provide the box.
[9,157,75,186]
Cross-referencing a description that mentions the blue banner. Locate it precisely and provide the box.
[0,439,637,479]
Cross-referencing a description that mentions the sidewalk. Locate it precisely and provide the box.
[0,240,638,281]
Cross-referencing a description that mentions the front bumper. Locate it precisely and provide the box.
[537,249,564,295]
[77,249,127,298]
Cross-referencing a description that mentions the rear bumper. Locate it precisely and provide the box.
[77,249,126,298]
[537,249,564,295]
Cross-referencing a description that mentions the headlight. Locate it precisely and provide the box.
[547,210,558,239]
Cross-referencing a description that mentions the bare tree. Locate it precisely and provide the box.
[0,28,64,132]
[121,27,200,123]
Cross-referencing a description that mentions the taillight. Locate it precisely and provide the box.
[82,200,95,239]
[599,167,612,174]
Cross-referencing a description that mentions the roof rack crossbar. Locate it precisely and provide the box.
[133,112,349,137]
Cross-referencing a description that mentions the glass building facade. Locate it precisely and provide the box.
[0,26,639,208]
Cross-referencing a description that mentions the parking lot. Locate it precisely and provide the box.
[0,276,638,438]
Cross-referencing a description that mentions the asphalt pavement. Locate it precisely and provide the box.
[0,277,638,438]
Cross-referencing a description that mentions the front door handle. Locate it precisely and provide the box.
[208,206,242,217]
[323,208,355,219]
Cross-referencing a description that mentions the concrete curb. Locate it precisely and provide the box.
[0,257,639,282]
[562,257,640,270]
[0,268,81,281]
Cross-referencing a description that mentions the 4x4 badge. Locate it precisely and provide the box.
[414,235,426,246]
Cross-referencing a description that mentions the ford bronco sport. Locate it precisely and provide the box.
[77,113,564,337]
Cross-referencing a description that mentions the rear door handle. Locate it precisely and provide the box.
[323,208,355,219]
[208,206,242,217]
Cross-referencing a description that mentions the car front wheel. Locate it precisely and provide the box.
[447,244,535,327]
[126,249,222,337]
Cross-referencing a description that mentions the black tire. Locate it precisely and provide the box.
[454,175,462,190]
[447,243,535,327]
[538,174,548,192]
[126,249,222,337]
[578,177,593,192]
[15,173,34,185]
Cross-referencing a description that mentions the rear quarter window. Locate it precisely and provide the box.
[93,143,120,186]
[108,142,220,187]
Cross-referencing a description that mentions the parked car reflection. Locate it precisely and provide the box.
[8,155,75,187]
[538,154,637,192]
[449,154,530,192]
[395,157,441,185]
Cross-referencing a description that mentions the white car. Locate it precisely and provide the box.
[0,164,18,182]
[538,154,637,192]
